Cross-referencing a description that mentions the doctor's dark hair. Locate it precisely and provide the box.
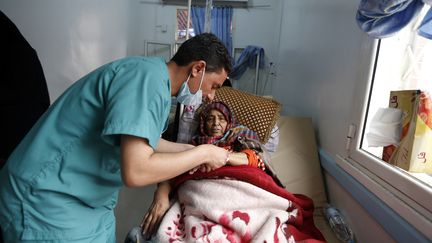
[171,33,232,74]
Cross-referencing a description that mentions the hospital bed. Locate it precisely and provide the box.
[115,87,338,242]
[210,87,337,242]
[271,116,337,242]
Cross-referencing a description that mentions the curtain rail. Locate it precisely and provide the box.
[139,1,270,8]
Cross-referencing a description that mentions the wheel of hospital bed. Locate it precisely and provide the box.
[272,116,338,242]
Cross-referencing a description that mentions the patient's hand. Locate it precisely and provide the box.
[188,164,212,174]
[141,182,171,239]
[199,144,229,170]
[189,166,200,174]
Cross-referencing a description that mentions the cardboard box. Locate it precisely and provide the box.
[382,90,432,173]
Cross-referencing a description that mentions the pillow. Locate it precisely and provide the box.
[264,124,280,155]
[214,87,282,144]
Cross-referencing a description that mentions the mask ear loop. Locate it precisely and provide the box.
[185,72,192,83]
[197,67,205,90]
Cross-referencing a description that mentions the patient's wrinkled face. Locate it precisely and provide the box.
[205,109,228,137]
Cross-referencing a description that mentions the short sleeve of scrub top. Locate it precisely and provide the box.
[0,56,171,241]
[101,57,171,149]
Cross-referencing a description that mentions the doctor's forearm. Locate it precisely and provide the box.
[121,140,207,187]
[126,149,207,186]
[156,138,194,152]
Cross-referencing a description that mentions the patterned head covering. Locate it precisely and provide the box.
[192,101,258,147]
[200,101,235,136]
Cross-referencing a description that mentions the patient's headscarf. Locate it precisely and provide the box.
[192,101,258,147]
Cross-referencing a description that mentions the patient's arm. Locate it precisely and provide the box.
[229,149,266,169]
[190,151,253,170]
[226,152,248,166]
[189,151,249,173]
[141,180,172,239]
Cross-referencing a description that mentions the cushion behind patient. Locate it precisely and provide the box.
[213,87,282,144]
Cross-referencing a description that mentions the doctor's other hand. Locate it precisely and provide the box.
[188,164,212,174]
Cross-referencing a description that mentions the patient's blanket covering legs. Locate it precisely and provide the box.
[155,166,325,242]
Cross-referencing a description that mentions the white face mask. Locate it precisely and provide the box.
[176,68,205,106]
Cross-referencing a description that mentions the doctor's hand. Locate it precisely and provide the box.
[198,144,229,171]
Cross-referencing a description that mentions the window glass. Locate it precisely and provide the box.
[360,7,432,188]
[176,8,194,41]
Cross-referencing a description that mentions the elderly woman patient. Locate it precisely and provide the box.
[191,101,270,172]
[126,101,325,243]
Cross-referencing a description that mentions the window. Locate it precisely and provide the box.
[361,21,432,186]
[176,8,194,41]
[347,5,432,237]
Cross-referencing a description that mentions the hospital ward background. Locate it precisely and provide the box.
[1,0,431,242]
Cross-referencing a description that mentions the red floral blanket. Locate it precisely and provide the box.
[155,165,326,243]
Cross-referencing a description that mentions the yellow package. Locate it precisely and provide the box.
[383,90,432,173]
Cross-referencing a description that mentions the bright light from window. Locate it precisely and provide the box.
[361,6,432,187]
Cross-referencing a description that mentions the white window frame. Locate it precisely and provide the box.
[340,37,432,238]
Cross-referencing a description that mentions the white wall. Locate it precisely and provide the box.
[325,173,396,243]
[128,0,178,56]
[273,0,365,155]
[0,0,131,101]
[272,0,394,242]
[1,0,393,242]
[1,0,284,99]
[232,0,282,62]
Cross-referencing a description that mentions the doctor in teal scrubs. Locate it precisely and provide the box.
[0,33,232,242]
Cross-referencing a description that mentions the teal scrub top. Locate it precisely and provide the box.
[0,56,171,241]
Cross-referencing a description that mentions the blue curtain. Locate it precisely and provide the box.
[191,6,205,35]
[418,5,432,38]
[356,0,432,39]
[191,6,233,55]
[211,6,233,56]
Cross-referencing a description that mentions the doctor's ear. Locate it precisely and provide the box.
[191,61,206,77]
